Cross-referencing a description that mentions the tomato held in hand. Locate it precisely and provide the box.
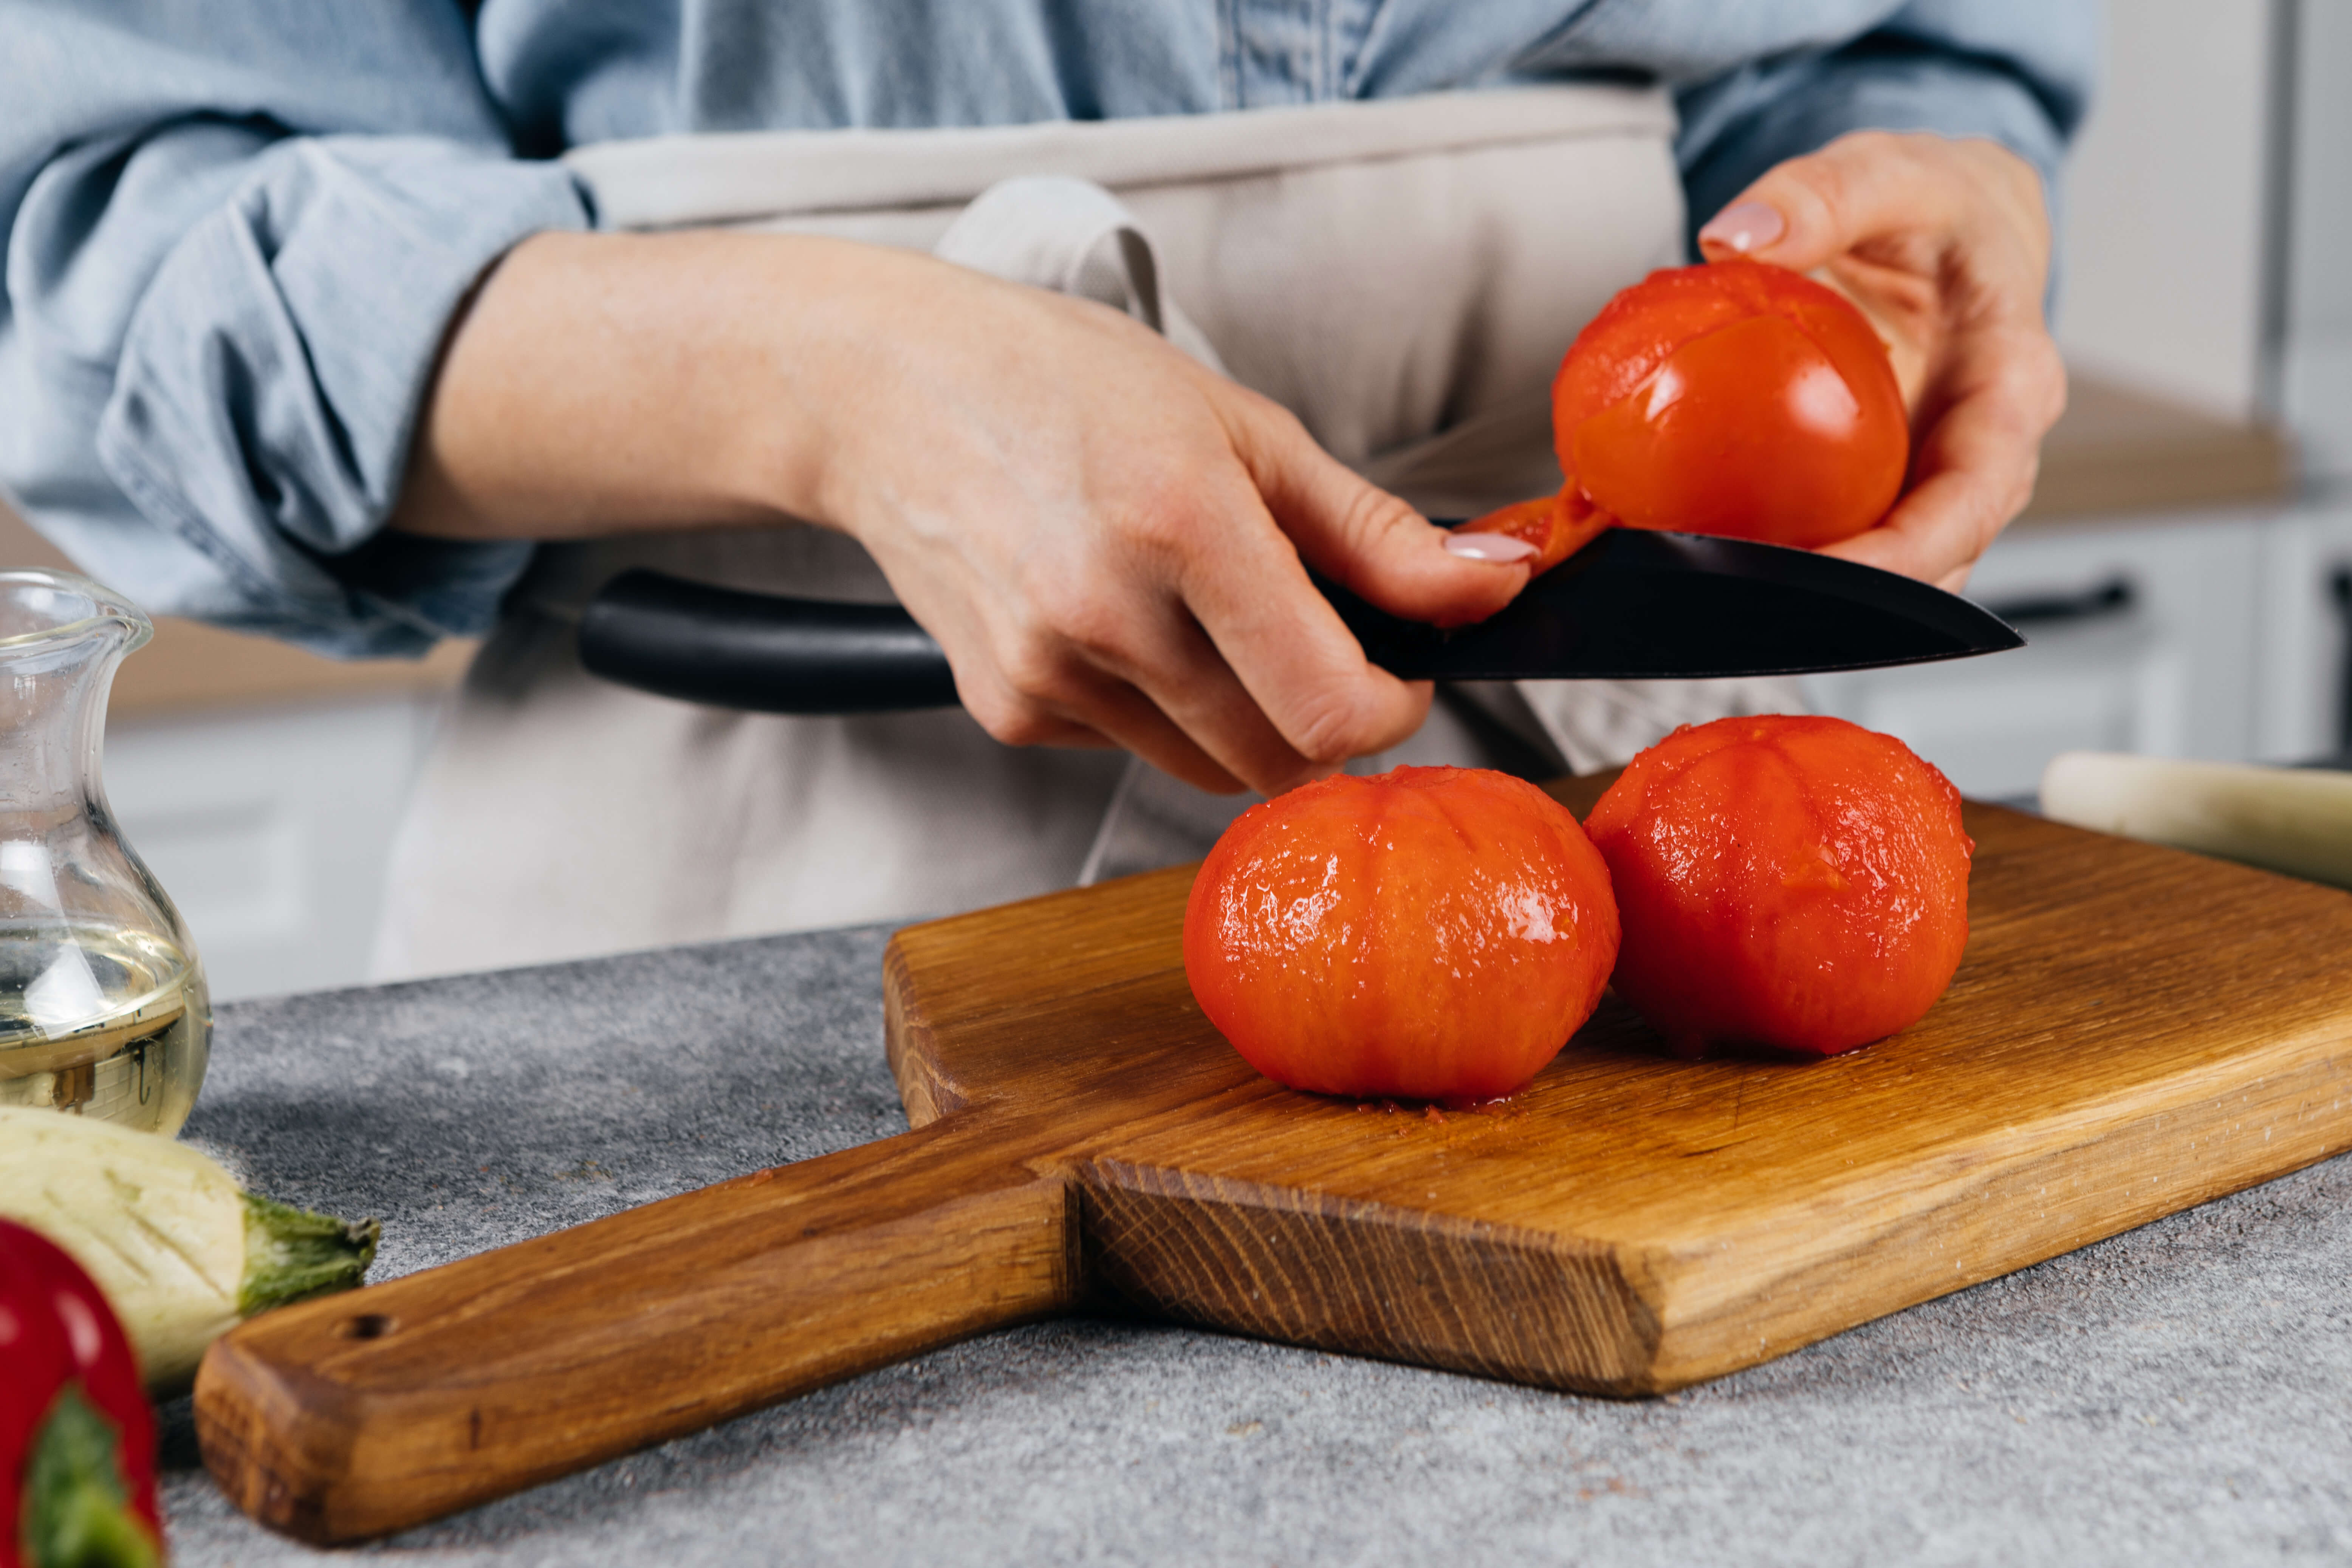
[1185,767,1619,1102]
[1584,715,1971,1058]
[1459,258,1908,566]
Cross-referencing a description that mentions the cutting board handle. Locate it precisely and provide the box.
[194,1108,1073,1545]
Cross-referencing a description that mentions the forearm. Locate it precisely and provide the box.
[392,215,1547,792]
[393,229,934,542]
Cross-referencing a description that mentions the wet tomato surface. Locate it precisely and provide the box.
[1460,258,1908,567]
[1583,715,1972,1058]
[1184,766,1619,1101]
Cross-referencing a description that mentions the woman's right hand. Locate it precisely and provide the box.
[395,231,1534,794]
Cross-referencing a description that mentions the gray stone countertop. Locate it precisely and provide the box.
[161,924,2351,1567]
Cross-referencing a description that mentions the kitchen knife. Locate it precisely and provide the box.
[578,528,2023,715]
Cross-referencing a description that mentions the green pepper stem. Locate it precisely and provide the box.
[237,1192,381,1316]
[21,1385,161,1568]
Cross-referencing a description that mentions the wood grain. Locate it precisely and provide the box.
[198,791,2352,1542]
[198,1113,1079,1541]
[2014,373,2294,526]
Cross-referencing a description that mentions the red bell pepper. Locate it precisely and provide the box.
[2,1218,163,1568]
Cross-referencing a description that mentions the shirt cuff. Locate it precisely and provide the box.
[95,135,588,657]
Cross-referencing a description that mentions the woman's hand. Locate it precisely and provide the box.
[1696,131,2067,591]
[795,247,1532,795]
[394,231,1534,795]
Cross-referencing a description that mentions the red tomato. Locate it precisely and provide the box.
[1560,259,1908,547]
[1583,715,1971,1057]
[1459,258,1907,562]
[1184,766,1620,1101]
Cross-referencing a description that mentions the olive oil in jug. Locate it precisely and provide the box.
[0,571,211,1135]
[0,925,208,1135]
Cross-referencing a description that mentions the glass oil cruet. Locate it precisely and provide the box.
[0,570,209,1134]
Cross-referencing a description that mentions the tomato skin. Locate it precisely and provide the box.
[1184,767,1620,1101]
[1556,258,1908,548]
[1459,258,1906,566]
[1571,313,1897,547]
[1583,716,1971,1057]
[1450,490,1609,577]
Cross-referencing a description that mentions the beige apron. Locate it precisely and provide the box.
[373,87,1800,981]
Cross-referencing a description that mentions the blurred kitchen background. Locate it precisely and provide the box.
[1808,0,2346,791]
[2,0,2345,1002]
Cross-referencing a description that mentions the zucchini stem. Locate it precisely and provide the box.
[237,1192,382,1316]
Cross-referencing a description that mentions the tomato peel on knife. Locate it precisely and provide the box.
[1456,257,1909,570]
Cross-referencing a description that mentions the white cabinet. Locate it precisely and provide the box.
[2251,486,2352,761]
[1805,511,2273,801]
[99,696,447,1003]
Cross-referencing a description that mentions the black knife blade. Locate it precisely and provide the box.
[578,529,2022,715]
[1331,527,2022,682]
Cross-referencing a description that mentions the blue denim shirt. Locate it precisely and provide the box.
[0,0,2093,657]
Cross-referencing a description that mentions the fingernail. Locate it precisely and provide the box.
[1699,200,1785,255]
[1443,532,1538,564]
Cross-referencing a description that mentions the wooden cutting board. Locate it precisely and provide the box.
[198,784,2352,1544]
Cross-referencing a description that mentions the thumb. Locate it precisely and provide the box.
[1694,131,1959,273]
[1222,392,1534,627]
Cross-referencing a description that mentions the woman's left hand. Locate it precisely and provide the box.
[1697,130,2067,592]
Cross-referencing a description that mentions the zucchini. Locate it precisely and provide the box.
[0,1107,379,1389]
[2039,751,2352,890]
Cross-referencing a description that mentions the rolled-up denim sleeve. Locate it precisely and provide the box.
[0,3,590,657]
[1671,0,2098,256]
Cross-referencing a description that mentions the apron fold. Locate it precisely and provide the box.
[932,176,1228,374]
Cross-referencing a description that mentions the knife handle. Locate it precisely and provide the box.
[577,565,1431,715]
[578,569,958,714]
[194,1109,1073,1543]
